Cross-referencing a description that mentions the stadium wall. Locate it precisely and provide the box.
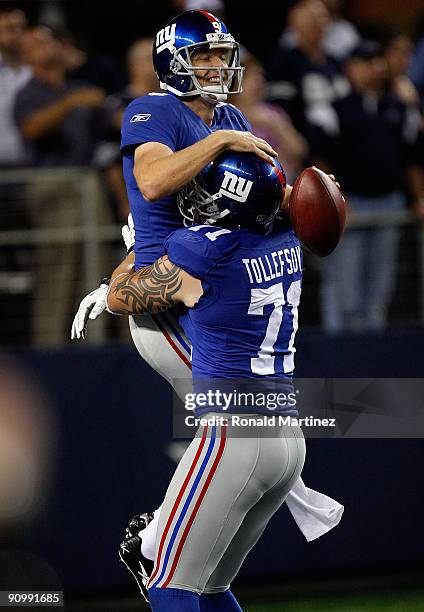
[4,329,424,593]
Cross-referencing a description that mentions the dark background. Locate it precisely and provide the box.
[10,0,424,61]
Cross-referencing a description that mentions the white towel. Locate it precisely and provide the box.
[285,476,344,542]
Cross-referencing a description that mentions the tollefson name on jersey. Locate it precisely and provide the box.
[242,246,302,285]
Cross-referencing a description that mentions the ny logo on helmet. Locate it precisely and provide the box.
[156,23,176,54]
[219,170,253,203]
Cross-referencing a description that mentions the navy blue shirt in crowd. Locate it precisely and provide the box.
[67,55,125,96]
[319,90,420,197]
[120,93,250,268]
[266,43,349,153]
[14,77,97,166]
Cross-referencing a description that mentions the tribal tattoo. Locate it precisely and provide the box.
[112,256,183,314]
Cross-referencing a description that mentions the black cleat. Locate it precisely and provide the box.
[119,513,155,603]
[126,512,154,539]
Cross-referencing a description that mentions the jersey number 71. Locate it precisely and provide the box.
[248,280,301,375]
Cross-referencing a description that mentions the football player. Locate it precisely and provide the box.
[106,152,305,612]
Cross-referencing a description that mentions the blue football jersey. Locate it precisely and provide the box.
[121,93,250,269]
[165,223,302,369]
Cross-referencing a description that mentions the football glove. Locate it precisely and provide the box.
[122,213,135,254]
[71,279,110,340]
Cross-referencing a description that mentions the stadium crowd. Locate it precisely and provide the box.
[1,0,424,345]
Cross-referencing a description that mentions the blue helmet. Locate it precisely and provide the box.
[178,153,286,233]
[152,10,244,102]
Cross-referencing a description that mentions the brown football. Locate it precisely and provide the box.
[290,166,346,257]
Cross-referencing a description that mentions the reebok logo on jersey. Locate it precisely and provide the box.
[130,114,151,123]
[219,170,253,203]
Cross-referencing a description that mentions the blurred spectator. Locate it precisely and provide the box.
[319,41,423,332]
[266,0,350,158]
[0,7,32,319]
[0,358,52,527]
[409,10,424,108]
[14,26,106,347]
[103,38,157,140]
[0,7,31,166]
[382,30,420,107]
[15,26,105,167]
[0,357,59,589]
[381,31,424,220]
[234,52,307,184]
[98,37,157,221]
[408,14,424,222]
[321,0,360,62]
[173,0,225,18]
[58,28,125,95]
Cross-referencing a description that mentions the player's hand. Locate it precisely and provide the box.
[71,282,110,340]
[122,213,135,254]
[219,130,277,164]
[312,167,341,191]
[64,87,106,110]
[312,166,340,189]
[312,167,344,201]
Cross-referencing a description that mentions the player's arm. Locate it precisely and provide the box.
[134,130,277,202]
[106,253,203,315]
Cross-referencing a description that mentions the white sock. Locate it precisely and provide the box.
[139,505,162,561]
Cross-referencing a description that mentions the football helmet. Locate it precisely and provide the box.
[178,153,286,233]
[152,10,244,103]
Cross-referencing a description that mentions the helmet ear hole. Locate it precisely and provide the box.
[170,58,181,74]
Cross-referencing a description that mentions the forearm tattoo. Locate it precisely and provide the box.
[112,256,183,314]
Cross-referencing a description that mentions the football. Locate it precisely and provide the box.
[289,166,346,257]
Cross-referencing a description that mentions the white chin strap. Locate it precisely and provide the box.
[200,85,228,105]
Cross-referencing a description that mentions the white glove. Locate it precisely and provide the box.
[71,283,109,340]
[122,213,135,253]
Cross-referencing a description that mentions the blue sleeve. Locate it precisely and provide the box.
[237,108,252,132]
[165,228,220,279]
[121,95,179,153]
[227,103,252,131]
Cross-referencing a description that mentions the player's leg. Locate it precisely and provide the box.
[148,419,305,603]
[129,310,192,404]
[120,310,192,596]
[203,424,305,595]
[200,590,242,611]
[149,587,201,611]
[147,423,227,611]
[147,421,234,594]
[129,310,191,383]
